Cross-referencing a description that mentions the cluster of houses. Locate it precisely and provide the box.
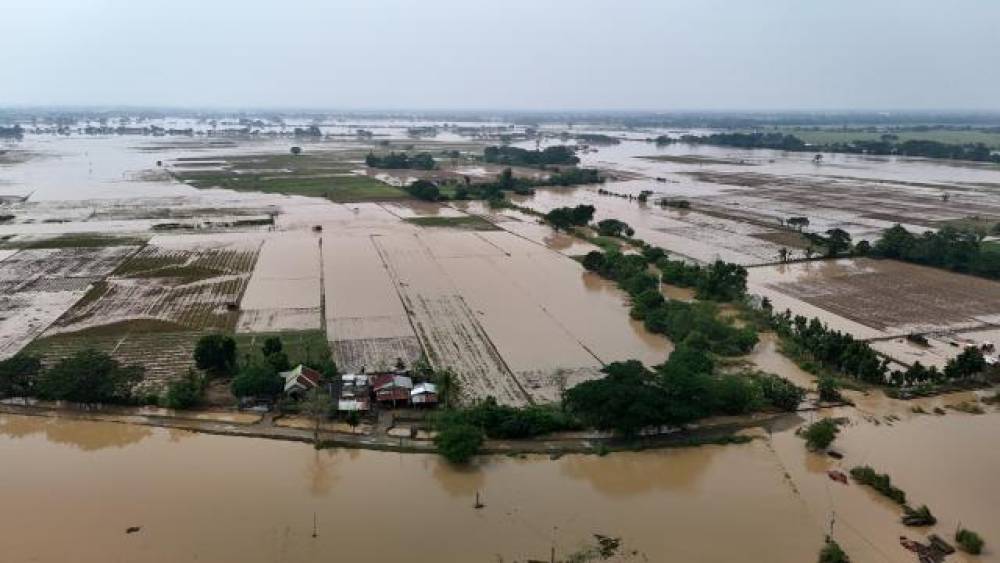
[279,364,439,413]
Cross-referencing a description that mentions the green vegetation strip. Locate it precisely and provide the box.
[403,216,499,230]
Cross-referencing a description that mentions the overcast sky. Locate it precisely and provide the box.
[3,0,999,111]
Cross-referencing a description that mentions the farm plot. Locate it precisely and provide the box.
[373,233,530,405]
[0,246,138,359]
[322,234,422,374]
[747,258,1000,342]
[237,232,322,333]
[48,239,260,336]
[371,231,671,404]
[511,185,804,265]
[25,331,201,394]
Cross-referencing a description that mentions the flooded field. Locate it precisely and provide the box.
[372,230,670,404]
[238,231,322,333]
[747,258,1000,353]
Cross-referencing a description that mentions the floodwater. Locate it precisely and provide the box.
[0,414,821,563]
[3,399,999,562]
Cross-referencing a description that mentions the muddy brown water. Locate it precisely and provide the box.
[2,402,998,562]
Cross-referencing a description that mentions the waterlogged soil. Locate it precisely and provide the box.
[747,258,1000,339]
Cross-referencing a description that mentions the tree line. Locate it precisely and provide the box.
[365,151,436,170]
[758,302,991,388]
[483,145,579,167]
[655,132,1000,164]
[872,224,1000,279]
[581,247,758,356]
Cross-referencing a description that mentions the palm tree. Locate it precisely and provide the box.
[434,369,460,409]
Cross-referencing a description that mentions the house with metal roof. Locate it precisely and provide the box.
[280,365,322,397]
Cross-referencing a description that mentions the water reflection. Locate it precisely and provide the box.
[429,456,487,497]
[0,414,153,451]
[559,449,714,496]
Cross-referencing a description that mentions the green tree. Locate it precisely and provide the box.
[262,337,283,357]
[955,528,984,555]
[817,375,841,402]
[194,334,237,375]
[564,360,668,436]
[0,354,41,398]
[434,368,461,409]
[434,423,483,464]
[819,538,850,563]
[37,349,143,404]
[944,346,987,379]
[163,370,205,409]
[230,362,283,399]
[824,228,853,257]
[802,419,839,450]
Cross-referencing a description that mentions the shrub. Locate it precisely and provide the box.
[163,371,205,409]
[230,362,283,399]
[849,465,906,504]
[0,354,41,398]
[901,504,936,526]
[956,528,984,555]
[37,349,143,404]
[755,373,806,412]
[802,419,839,450]
[817,375,841,402]
[194,334,237,375]
[818,538,850,563]
[434,423,483,464]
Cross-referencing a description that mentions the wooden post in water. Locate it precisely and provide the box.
[312,512,318,539]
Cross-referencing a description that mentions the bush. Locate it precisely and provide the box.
[819,538,850,563]
[443,398,579,439]
[0,354,41,398]
[713,374,763,415]
[817,375,841,402]
[163,371,205,409]
[406,179,440,201]
[434,423,483,464]
[902,504,936,526]
[802,419,839,450]
[37,349,143,404]
[849,465,906,504]
[194,334,237,375]
[231,362,284,399]
[755,373,806,412]
[956,528,984,555]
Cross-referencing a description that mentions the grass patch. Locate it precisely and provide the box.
[234,330,330,369]
[171,151,410,203]
[0,233,148,250]
[175,171,406,202]
[404,216,499,231]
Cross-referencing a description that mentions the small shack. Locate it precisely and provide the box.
[338,374,371,412]
[372,374,413,406]
[410,383,439,407]
[280,365,322,397]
